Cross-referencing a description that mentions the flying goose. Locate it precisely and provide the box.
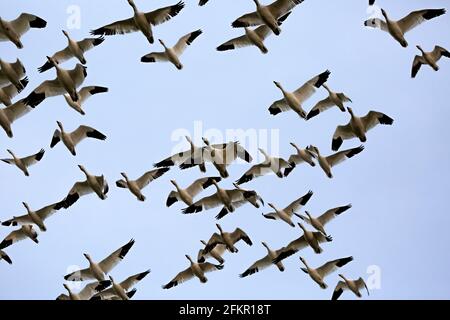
[96,289,138,300]
[269,70,330,118]
[231,0,304,35]
[332,274,370,300]
[63,86,109,115]
[299,256,353,289]
[23,61,87,108]
[162,255,223,289]
[166,176,221,207]
[91,0,185,44]
[1,201,61,232]
[283,143,316,177]
[91,270,150,300]
[262,190,313,227]
[272,223,333,263]
[215,183,264,220]
[0,58,27,92]
[332,108,394,151]
[364,8,446,48]
[1,148,45,176]
[306,84,352,120]
[0,225,39,250]
[50,121,106,156]
[217,12,290,54]
[197,240,226,264]
[38,31,105,73]
[64,239,135,281]
[141,29,202,70]
[412,45,450,78]
[239,242,285,278]
[0,79,29,106]
[235,148,290,184]
[308,145,364,179]
[0,14,47,49]
[0,250,12,264]
[0,99,33,138]
[203,224,253,254]
[297,204,352,235]
[200,137,229,178]
[56,165,109,209]
[56,282,110,300]
[116,168,170,201]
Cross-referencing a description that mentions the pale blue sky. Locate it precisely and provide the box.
[1,0,449,300]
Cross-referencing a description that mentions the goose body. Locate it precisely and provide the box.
[307,84,352,120]
[0,225,39,250]
[240,242,285,277]
[197,240,226,264]
[57,282,110,300]
[0,58,27,92]
[284,143,316,176]
[412,45,450,78]
[91,270,150,300]
[263,190,313,227]
[203,224,253,254]
[63,86,108,115]
[297,204,352,235]
[332,274,370,300]
[299,256,353,289]
[1,148,45,176]
[116,168,169,201]
[0,13,47,49]
[167,176,221,207]
[2,201,61,232]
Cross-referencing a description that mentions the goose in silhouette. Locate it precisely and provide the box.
[332,108,393,151]
[63,86,109,115]
[197,240,226,264]
[0,99,33,138]
[203,224,253,254]
[0,58,27,92]
[0,13,47,49]
[162,255,223,289]
[116,168,169,201]
[263,190,313,227]
[56,282,110,300]
[412,45,450,78]
[299,256,353,289]
[232,0,304,35]
[64,239,135,281]
[0,225,38,249]
[38,31,104,73]
[166,176,221,207]
[269,70,330,118]
[1,201,61,232]
[306,84,352,120]
[332,274,370,300]
[364,8,446,48]
[91,0,184,44]
[91,270,150,300]
[1,148,45,176]
[296,204,352,235]
[283,143,316,177]
[0,250,12,264]
[0,79,29,106]
[240,242,285,278]
[141,29,202,70]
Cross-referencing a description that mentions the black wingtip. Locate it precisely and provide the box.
[141,55,156,63]
[315,70,331,88]
[306,108,319,120]
[187,29,202,45]
[30,16,47,28]
[269,107,282,115]
[217,44,234,52]
[332,137,343,151]
[93,36,105,46]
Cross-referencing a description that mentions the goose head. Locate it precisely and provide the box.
[273,81,282,90]
[83,253,92,262]
[109,275,115,283]
[211,179,220,190]
[305,211,313,219]
[78,165,88,175]
[62,30,70,38]
[253,0,261,7]
[120,172,129,180]
[258,148,269,158]
[158,39,167,48]
[22,202,30,212]
[297,222,306,231]
[322,83,331,92]
[202,137,211,147]
[170,179,178,188]
[56,121,64,130]
[215,223,223,233]
[268,203,276,210]
[380,8,388,19]
[338,274,348,282]
[200,240,207,246]
[185,254,193,263]
[63,283,71,292]
[127,0,138,11]
[347,107,355,117]
[299,256,307,266]
[232,182,242,190]
[416,45,425,53]
[261,241,270,250]
[6,149,14,156]
[290,142,300,151]
[46,56,58,66]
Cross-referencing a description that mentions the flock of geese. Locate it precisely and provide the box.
[0,0,447,300]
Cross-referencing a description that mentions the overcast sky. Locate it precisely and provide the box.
[1,0,449,300]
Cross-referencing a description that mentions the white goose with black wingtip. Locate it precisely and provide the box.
[332,274,370,300]
[141,29,202,70]
[56,282,110,300]
[306,83,352,120]
[299,256,353,289]
[116,168,169,201]
[1,148,45,176]
[197,240,226,264]
[0,13,47,49]
[296,204,352,235]
[240,242,285,278]
[1,201,61,232]
[63,86,109,115]
[203,224,253,254]
[283,143,316,177]
[0,225,39,250]
[166,176,221,207]
[64,239,135,282]
[0,58,27,92]
[0,79,29,106]
[0,99,33,138]
[91,270,150,300]
[412,45,450,78]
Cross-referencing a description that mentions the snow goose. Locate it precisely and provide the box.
[0,250,12,264]
[91,0,185,44]
[102,289,137,300]
[299,256,353,289]
[1,201,61,232]
[239,242,285,278]
[308,145,364,179]
[56,165,109,209]
[0,14,47,49]
[56,282,110,300]
[272,223,333,263]
[235,148,290,184]
[262,190,313,227]
[215,183,264,220]
[200,137,229,178]
[332,274,370,300]
[1,148,45,176]
[0,225,39,249]
[0,79,29,106]
[332,108,393,151]
[412,45,450,78]
[231,0,304,35]
[0,58,27,92]
[64,239,135,281]
[23,61,87,108]
[91,270,150,300]
[50,121,106,156]
[269,70,330,118]
[283,142,316,177]
[0,99,33,138]
[197,240,226,264]
[141,29,202,70]
[63,86,109,115]
[297,204,352,235]
[217,12,290,54]
[306,84,352,120]
[116,168,169,201]
[166,176,221,207]
[38,31,104,73]
[162,255,223,289]
[364,8,446,48]
[203,224,253,254]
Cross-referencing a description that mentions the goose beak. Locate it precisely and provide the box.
[83,253,89,259]
[158,39,164,45]
[120,172,127,178]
